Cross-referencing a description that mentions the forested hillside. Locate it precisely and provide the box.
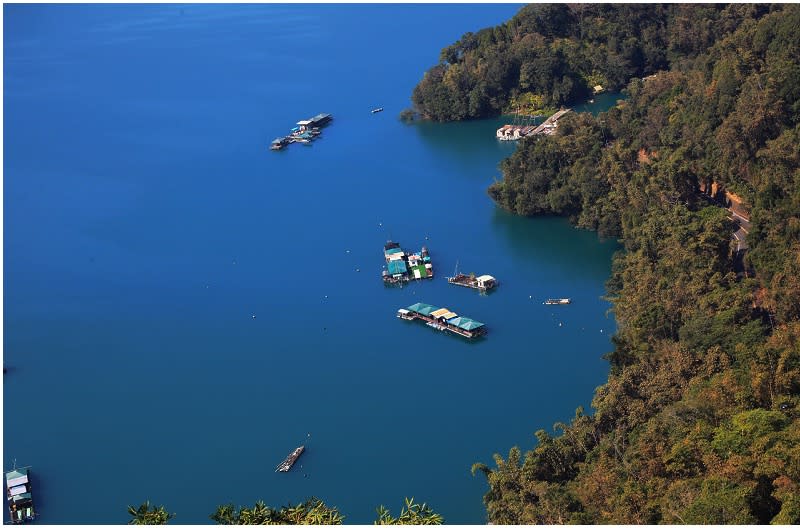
[414,4,800,524]
[410,4,769,121]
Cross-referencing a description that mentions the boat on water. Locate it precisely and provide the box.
[371,107,384,113]
[270,137,292,150]
[6,466,35,523]
[544,298,571,305]
[398,302,486,339]
[276,446,305,473]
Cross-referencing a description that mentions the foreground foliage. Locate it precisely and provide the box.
[375,497,444,525]
[126,501,174,525]
[207,497,443,525]
[466,3,800,524]
[210,498,344,525]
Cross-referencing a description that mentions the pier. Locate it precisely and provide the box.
[397,302,486,339]
[495,108,571,141]
[529,108,571,136]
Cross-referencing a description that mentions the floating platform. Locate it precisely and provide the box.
[6,466,35,524]
[270,113,332,151]
[276,446,305,473]
[382,241,433,284]
[447,273,497,292]
[544,298,571,305]
[398,302,486,339]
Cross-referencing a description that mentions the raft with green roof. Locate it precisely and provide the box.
[397,302,486,339]
[382,241,433,284]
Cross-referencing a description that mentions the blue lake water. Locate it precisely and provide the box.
[4,4,619,524]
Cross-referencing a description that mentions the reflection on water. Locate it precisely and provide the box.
[572,91,627,115]
[490,206,619,283]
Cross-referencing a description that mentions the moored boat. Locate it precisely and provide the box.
[6,466,35,523]
[276,446,305,473]
[544,298,571,305]
[270,137,291,150]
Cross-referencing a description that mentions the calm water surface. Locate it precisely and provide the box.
[4,5,618,523]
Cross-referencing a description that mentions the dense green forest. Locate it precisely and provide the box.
[413,3,800,524]
[411,4,772,121]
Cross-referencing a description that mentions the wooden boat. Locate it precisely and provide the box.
[544,298,571,305]
[6,466,35,523]
[276,446,305,472]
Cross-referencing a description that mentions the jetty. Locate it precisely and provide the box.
[6,466,35,523]
[544,298,571,305]
[530,108,571,137]
[496,108,571,141]
[276,446,305,472]
[270,113,333,150]
[382,241,433,284]
[398,302,486,339]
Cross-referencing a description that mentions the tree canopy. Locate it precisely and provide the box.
[409,4,773,122]
[126,501,174,525]
[461,3,800,524]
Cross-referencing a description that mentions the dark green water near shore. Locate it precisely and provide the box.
[5,5,619,523]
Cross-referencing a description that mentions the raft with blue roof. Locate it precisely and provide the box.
[397,302,486,339]
[382,241,433,284]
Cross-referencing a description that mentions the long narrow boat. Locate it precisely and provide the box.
[275,446,305,473]
[544,298,571,305]
[6,466,35,523]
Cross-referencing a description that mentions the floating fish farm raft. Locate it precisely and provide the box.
[397,302,486,339]
[382,241,433,284]
[270,113,333,150]
[6,466,35,523]
[446,273,498,292]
